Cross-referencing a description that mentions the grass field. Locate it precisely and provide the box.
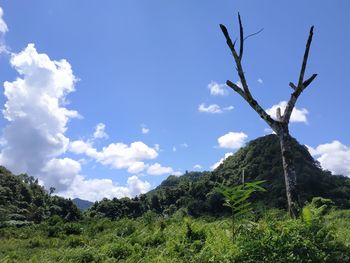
[1,209,350,263]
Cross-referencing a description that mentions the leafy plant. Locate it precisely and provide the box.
[217,180,266,241]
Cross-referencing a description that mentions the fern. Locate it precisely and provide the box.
[217,180,266,241]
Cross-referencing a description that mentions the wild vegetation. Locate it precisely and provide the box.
[1,135,350,262]
[1,202,350,262]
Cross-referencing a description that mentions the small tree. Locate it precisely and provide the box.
[217,180,266,241]
[219,14,317,218]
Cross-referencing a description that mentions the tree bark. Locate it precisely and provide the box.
[277,126,300,218]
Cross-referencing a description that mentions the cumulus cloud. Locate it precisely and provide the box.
[0,44,78,177]
[147,163,174,176]
[0,7,8,34]
[217,132,248,149]
[0,44,152,201]
[211,152,233,170]
[41,157,82,192]
[208,81,228,96]
[266,101,308,123]
[70,140,158,174]
[198,103,234,114]
[59,174,151,201]
[193,164,202,170]
[41,156,151,201]
[257,78,263,84]
[307,141,350,177]
[93,123,108,139]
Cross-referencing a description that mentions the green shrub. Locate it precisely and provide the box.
[115,220,136,237]
[27,238,42,248]
[87,219,112,236]
[235,218,350,263]
[66,236,86,248]
[47,225,61,237]
[103,241,133,260]
[65,248,101,263]
[64,223,82,235]
[143,230,166,247]
[47,215,62,226]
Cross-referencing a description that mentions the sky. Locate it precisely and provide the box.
[0,1,349,201]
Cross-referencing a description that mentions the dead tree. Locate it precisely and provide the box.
[220,14,317,218]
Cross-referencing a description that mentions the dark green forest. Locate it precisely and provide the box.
[1,135,350,262]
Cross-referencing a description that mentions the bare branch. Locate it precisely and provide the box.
[220,24,235,51]
[303,73,317,88]
[238,13,244,60]
[244,28,264,41]
[226,80,277,130]
[226,80,246,99]
[283,26,316,123]
[297,26,314,87]
[221,16,278,131]
[289,82,297,90]
[276,107,282,121]
[220,22,250,96]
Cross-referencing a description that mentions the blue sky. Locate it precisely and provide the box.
[0,1,349,201]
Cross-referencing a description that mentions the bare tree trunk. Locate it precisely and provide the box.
[220,14,316,218]
[278,126,300,218]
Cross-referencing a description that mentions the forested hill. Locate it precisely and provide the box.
[213,135,350,208]
[88,135,350,219]
[0,166,81,227]
[1,135,350,221]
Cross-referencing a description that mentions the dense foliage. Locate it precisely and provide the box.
[87,135,350,219]
[0,166,81,227]
[1,207,349,262]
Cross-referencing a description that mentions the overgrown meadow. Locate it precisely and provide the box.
[1,206,350,263]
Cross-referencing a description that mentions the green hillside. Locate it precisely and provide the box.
[214,134,350,209]
[88,135,350,219]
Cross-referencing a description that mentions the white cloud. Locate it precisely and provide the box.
[154,144,160,152]
[257,78,263,84]
[40,156,151,201]
[211,152,233,170]
[217,132,248,149]
[172,146,177,152]
[198,103,234,114]
[266,101,308,123]
[0,44,78,177]
[223,105,234,111]
[41,157,82,191]
[141,127,150,134]
[193,164,202,170]
[0,7,8,34]
[180,143,189,148]
[147,163,174,176]
[173,171,183,176]
[126,175,151,196]
[93,123,108,139]
[263,128,276,135]
[0,43,153,201]
[208,81,228,96]
[307,141,350,177]
[70,140,158,174]
[59,174,151,202]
